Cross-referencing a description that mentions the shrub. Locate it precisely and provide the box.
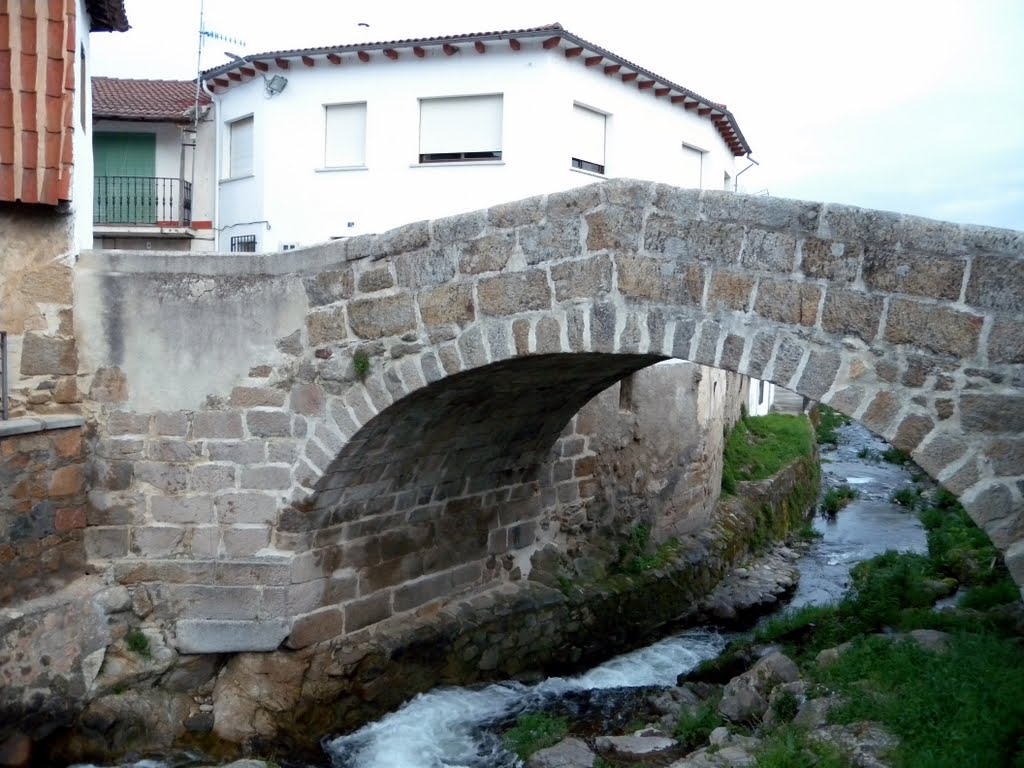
[820,485,858,518]
[880,447,910,465]
[754,726,851,768]
[770,688,800,725]
[503,712,569,759]
[675,700,723,751]
[815,405,851,446]
[890,487,920,509]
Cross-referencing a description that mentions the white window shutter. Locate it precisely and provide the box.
[681,144,704,189]
[419,95,502,155]
[573,105,606,166]
[325,103,367,167]
[229,117,253,177]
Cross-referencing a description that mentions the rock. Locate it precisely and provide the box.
[908,629,952,653]
[92,627,178,694]
[528,737,596,768]
[212,652,311,743]
[594,733,678,756]
[0,732,31,767]
[719,652,799,723]
[77,691,191,754]
[718,680,768,723]
[811,722,899,768]
[815,642,853,668]
[792,694,840,729]
[709,726,732,746]
[95,586,132,614]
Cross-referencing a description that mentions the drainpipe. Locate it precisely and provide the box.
[733,154,759,193]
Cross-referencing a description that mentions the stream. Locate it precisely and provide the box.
[75,420,927,768]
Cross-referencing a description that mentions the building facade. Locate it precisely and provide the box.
[203,23,752,252]
[91,77,216,251]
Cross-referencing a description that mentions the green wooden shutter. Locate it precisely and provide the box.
[93,133,157,224]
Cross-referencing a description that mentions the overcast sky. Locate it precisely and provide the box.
[91,0,1024,231]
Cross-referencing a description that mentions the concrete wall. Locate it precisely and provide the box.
[213,40,737,249]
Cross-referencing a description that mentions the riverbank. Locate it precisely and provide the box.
[505,418,1024,768]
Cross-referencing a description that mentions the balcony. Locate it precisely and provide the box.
[93,176,192,227]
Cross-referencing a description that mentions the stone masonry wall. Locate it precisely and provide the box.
[0,419,89,606]
[70,180,1024,653]
[0,204,83,416]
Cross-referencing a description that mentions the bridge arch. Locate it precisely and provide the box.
[76,179,1023,647]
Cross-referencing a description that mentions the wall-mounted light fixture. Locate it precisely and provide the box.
[264,74,288,97]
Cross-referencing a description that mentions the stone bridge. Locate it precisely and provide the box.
[74,179,1024,652]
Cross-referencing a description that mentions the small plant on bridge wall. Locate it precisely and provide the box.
[125,629,151,658]
[352,349,371,380]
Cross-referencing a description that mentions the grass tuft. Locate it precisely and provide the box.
[675,699,724,751]
[815,405,851,446]
[820,485,858,517]
[503,712,569,759]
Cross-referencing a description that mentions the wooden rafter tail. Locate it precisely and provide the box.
[240,67,255,77]
[585,55,603,66]
[622,72,638,82]
[301,56,315,67]
[474,41,486,53]
[357,51,370,62]
[684,101,699,110]
[275,58,289,69]
[384,49,398,60]
[443,43,458,55]
[413,46,426,58]
[227,71,241,82]
[327,53,341,65]
[671,95,685,104]
[638,80,654,90]
[542,36,561,49]
[604,64,621,75]
[565,47,584,58]
[698,107,712,116]
[253,61,268,72]
[508,38,521,51]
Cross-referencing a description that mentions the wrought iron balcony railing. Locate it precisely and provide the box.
[93,176,193,227]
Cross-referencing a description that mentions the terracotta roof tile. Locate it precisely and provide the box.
[92,77,210,122]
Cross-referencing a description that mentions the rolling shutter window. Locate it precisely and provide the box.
[419,95,502,162]
[572,104,606,174]
[325,103,367,167]
[228,117,254,178]
[682,144,704,189]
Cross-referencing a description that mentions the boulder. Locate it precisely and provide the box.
[812,722,899,768]
[594,733,678,756]
[528,737,596,768]
[718,652,799,723]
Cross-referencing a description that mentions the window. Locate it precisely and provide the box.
[227,116,254,178]
[572,104,606,174]
[230,234,257,252]
[418,95,502,163]
[681,144,704,189]
[325,102,367,167]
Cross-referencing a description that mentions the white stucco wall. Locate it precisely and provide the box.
[214,40,739,251]
[71,0,94,252]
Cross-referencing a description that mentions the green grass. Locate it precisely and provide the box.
[753,726,851,768]
[503,712,569,760]
[959,580,1021,610]
[675,699,724,751]
[125,629,151,658]
[880,447,911,465]
[856,447,880,462]
[820,485,858,517]
[722,414,815,494]
[352,349,371,379]
[890,487,922,509]
[813,633,1024,768]
[815,405,851,446]
[614,523,682,574]
[920,490,1011,587]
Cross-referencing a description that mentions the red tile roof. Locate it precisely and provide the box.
[93,77,210,122]
[202,23,751,156]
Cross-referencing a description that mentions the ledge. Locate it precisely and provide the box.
[0,414,86,438]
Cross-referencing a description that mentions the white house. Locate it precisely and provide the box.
[91,77,216,251]
[202,23,753,252]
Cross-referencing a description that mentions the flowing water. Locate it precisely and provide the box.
[75,420,928,768]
